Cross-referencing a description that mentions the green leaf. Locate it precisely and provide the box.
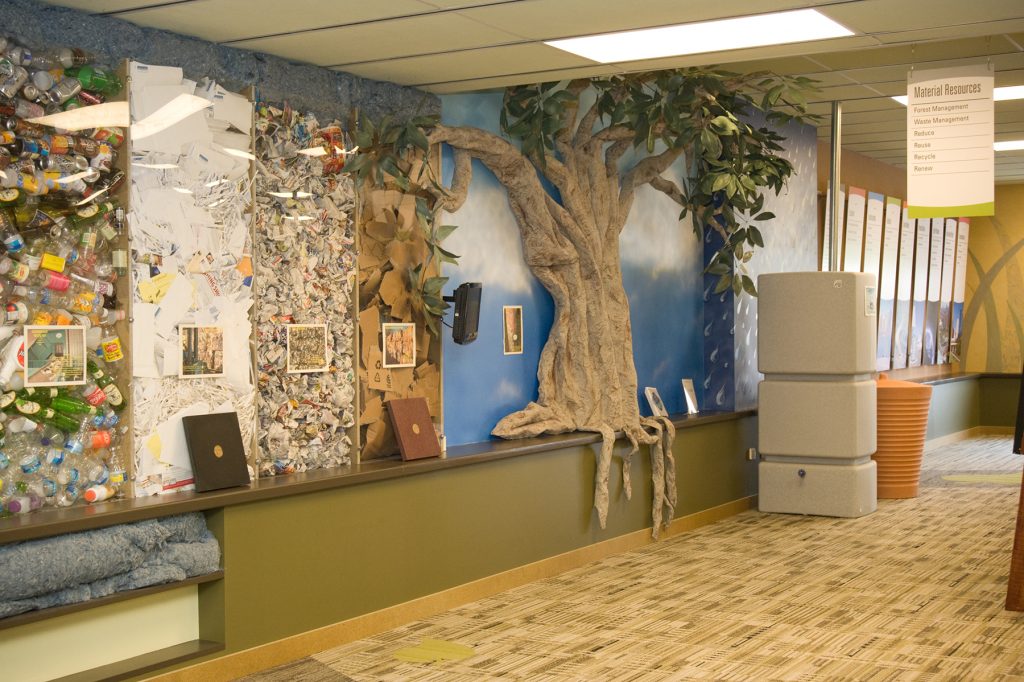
[748,226,765,247]
[713,274,732,294]
[706,262,730,275]
[732,275,743,295]
[434,224,458,242]
[741,275,757,297]
[754,211,775,221]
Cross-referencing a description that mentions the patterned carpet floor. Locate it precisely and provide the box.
[240,436,1024,681]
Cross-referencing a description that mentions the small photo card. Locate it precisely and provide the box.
[179,324,225,378]
[644,386,668,418]
[382,322,416,368]
[286,324,329,374]
[24,325,87,387]
[681,378,699,414]
[503,305,523,355]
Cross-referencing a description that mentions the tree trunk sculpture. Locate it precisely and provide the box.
[429,120,679,533]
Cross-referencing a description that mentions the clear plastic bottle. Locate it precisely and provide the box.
[83,483,115,503]
[0,208,24,253]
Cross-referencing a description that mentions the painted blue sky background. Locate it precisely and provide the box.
[439,92,703,445]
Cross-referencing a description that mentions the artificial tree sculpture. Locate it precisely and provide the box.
[345,68,815,535]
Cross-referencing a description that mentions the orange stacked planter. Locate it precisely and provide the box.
[874,373,933,498]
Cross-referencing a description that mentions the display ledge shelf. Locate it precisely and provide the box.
[884,366,1019,386]
[0,570,224,631]
[0,409,754,545]
[54,638,225,682]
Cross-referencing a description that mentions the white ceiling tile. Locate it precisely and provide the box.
[230,13,521,66]
[113,0,432,43]
[338,44,591,86]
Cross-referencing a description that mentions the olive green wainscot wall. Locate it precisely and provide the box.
[153,413,759,680]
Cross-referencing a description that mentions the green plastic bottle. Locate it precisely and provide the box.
[64,66,122,96]
[50,394,100,416]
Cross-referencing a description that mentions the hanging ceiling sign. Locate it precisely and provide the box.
[907,64,994,218]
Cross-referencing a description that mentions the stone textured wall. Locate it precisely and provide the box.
[0,0,438,123]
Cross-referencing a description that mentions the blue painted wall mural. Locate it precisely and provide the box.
[439,94,818,444]
[733,116,819,409]
[440,92,703,445]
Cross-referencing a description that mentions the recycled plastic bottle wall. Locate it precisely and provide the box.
[0,40,131,512]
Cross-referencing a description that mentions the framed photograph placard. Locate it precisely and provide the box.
[681,379,699,414]
[503,305,523,355]
[286,323,329,373]
[382,322,416,368]
[179,324,226,378]
[24,325,87,387]
[644,386,668,418]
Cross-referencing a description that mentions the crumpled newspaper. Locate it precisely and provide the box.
[252,103,357,476]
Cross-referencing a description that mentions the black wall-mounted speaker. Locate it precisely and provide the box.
[446,282,481,345]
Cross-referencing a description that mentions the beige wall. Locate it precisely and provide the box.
[961,183,1024,373]
[816,141,907,199]
[816,142,908,267]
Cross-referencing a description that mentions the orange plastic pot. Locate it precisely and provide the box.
[873,373,933,498]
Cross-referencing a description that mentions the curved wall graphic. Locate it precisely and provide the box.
[962,183,1024,373]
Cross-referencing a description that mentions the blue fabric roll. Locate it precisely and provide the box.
[0,513,221,619]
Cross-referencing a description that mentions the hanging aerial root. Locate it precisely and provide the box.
[593,423,617,528]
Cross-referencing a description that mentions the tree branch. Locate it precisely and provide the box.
[434,147,472,212]
[574,97,604,148]
[616,146,684,226]
[604,139,631,177]
[648,175,686,206]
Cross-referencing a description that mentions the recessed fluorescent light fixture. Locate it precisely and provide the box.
[132,94,212,141]
[27,101,129,131]
[205,178,229,187]
[132,162,178,170]
[268,190,313,199]
[995,139,1024,151]
[892,85,1024,106]
[544,9,853,63]
[282,215,315,221]
[172,187,194,194]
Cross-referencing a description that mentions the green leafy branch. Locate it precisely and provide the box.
[342,111,460,336]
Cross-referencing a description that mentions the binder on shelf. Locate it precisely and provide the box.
[182,412,250,493]
[386,397,442,461]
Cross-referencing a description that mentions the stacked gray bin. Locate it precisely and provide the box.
[757,272,878,517]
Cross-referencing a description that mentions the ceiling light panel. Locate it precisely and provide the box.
[545,9,853,63]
